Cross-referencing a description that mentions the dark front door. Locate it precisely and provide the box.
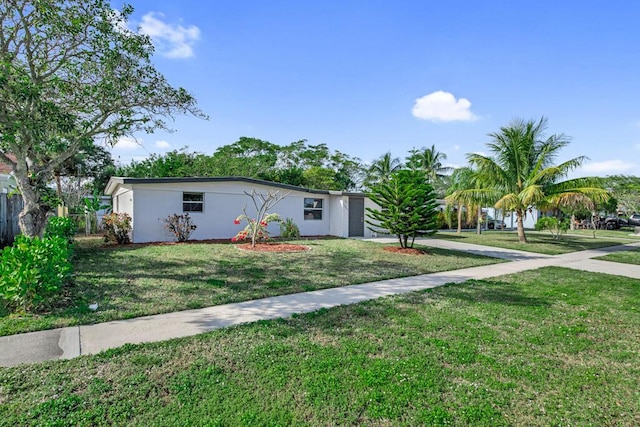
[349,197,365,237]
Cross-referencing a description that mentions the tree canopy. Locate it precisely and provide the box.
[0,0,205,236]
[113,139,365,192]
[602,175,640,214]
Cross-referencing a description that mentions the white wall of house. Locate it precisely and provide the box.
[0,174,16,194]
[329,195,347,237]
[107,179,356,243]
[497,209,538,229]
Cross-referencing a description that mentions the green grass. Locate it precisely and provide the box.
[595,247,640,265]
[565,228,640,240]
[0,237,502,336]
[434,229,635,255]
[1,267,638,426]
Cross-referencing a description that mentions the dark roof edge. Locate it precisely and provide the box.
[109,176,339,195]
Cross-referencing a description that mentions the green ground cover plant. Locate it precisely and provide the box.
[434,230,635,255]
[0,237,501,336]
[1,267,638,426]
[595,247,640,265]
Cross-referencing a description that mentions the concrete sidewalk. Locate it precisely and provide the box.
[1,238,639,368]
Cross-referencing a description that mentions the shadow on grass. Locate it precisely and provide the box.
[443,280,551,307]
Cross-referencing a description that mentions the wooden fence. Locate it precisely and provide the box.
[0,193,22,247]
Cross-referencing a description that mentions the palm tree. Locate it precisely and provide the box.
[445,166,492,234]
[364,152,402,189]
[460,117,610,243]
[407,145,453,196]
[407,145,453,184]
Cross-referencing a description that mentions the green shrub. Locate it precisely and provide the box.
[44,216,76,243]
[279,217,300,239]
[535,216,569,240]
[102,212,132,244]
[0,235,72,313]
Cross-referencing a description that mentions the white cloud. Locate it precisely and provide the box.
[412,91,478,122]
[580,159,636,174]
[112,136,142,151]
[137,12,200,59]
[155,140,171,149]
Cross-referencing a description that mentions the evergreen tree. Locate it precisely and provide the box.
[366,170,439,248]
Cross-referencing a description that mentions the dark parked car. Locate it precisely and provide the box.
[604,214,640,229]
[628,214,640,227]
[604,216,627,229]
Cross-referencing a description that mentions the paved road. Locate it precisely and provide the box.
[1,238,639,367]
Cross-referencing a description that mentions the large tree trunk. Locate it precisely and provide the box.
[457,205,463,233]
[14,171,48,238]
[516,209,527,243]
[476,206,482,235]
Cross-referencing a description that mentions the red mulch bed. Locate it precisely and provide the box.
[383,246,428,255]
[236,243,310,252]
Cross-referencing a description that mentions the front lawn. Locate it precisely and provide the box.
[595,247,640,265]
[1,267,638,426]
[0,237,502,336]
[434,230,635,255]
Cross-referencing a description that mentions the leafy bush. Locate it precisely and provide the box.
[102,213,132,244]
[160,213,197,242]
[44,216,76,243]
[0,235,72,313]
[279,217,300,239]
[535,216,569,240]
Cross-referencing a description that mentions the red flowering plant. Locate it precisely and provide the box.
[231,189,289,247]
[232,212,281,247]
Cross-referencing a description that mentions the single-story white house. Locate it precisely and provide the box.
[104,177,379,243]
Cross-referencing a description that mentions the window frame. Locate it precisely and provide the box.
[183,192,204,213]
[303,197,323,220]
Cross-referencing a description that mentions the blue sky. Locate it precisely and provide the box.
[110,1,640,178]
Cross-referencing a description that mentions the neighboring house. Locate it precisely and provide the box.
[0,156,17,194]
[104,177,378,243]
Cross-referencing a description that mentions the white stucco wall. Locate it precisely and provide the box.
[329,196,348,237]
[121,181,334,243]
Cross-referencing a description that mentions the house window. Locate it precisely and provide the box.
[183,192,204,212]
[304,198,323,220]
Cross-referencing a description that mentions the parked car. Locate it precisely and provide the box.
[628,213,640,227]
[604,216,627,229]
[486,215,506,230]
